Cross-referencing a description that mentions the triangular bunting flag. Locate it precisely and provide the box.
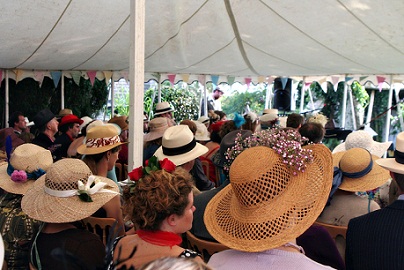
[280,77,288,89]
[345,76,354,82]
[359,76,368,82]
[71,71,82,86]
[317,77,327,84]
[181,74,190,84]
[198,75,206,85]
[103,71,113,84]
[258,76,265,83]
[15,69,23,83]
[87,71,97,86]
[377,76,386,92]
[211,75,219,86]
[304,82,311,91]
[50,71,62,88]
[227,76,235,85]
[167,74,176,85]
[245,78,252,88]
[33,71,45,85]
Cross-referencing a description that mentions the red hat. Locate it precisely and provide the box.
[59,114,84,127]
[209,120,226,132]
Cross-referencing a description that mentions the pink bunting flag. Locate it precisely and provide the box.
[245,77,252,88]
[87,71,97,86]
[0,70,3,84]
[377,76,385,92]
[167,74,176,85]
[33,71,45,85]
[304,81,312,91]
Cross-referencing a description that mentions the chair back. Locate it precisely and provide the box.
[185,230,228,262]
[200,158,218,187]
[314,221,347,260]
[82,217,118,246]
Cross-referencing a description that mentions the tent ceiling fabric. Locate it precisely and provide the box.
[1,0,404,82]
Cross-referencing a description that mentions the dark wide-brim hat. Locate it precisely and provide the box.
[33,109,55,128]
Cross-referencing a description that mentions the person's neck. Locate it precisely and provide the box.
[96,159,109,177]
[13,126,22,133]
[43,129,56,141]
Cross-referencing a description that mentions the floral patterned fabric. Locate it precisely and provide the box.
[0,191,42,269]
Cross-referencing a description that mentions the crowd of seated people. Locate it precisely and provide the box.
[0,104,401,270]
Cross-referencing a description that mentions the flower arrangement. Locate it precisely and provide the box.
[224,127,313,175]
[124,156,176,194]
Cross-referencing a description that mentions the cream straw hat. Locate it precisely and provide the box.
[77,125,127,155]
[376,131,404,174]
[21,159,119,223]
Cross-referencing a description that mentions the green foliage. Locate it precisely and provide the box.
[351,81,369,108]
[221,88,266,118]
[113,86,130,116]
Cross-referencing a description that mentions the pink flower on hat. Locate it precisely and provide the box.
[10,170,28,183]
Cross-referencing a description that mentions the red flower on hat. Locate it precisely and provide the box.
[128,166,143,182]
[159,158,176,173]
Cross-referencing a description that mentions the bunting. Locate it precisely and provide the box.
[103,71,113,85]
[258,76,265,83]
[198,75,206,85]
[331,76,339,91]
[211,75,219,86]
[33,71,45,85]
[227,76,235,85]
[71,71,82,86]
[266,76,275,85]
[167,74,176,85]
[15,69,23,83]
[245,78,252,88]
[50,71,62,88]
[345,76,354,82]
[359,76,368,82]
[87,71,97,86]
[280,77,288,89]
[181,74,190,83]
[377,76,385,92]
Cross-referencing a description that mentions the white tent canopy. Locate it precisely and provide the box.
[1,0,404,84]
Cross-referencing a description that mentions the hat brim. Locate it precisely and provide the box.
[333,151,390,192]
[154,143,208,166]
[332,141,392,158]
[0,162,35,195]
[204,144,332,252]
[77,142,127,155]
[376,158,404,174]
[21,174,119,223]
[154,108,174,116]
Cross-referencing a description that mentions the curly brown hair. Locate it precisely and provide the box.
[128,167,194,231]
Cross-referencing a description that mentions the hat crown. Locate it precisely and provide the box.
[195,122,210,141]
[230,146,290,207]
[339,148,372,174]
[162,125,193,148]
[10,144,53,172]
[45,159,91,191]
[149,118,168,130]
[59,114,83,127]
[86,124,119,139]
[395,132,404,153]
[108,116,128,130]
[345,131,373,150]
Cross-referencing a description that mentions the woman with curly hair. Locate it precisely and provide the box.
[107,162,203,269]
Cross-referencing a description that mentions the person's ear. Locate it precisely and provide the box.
[166,214,177,227]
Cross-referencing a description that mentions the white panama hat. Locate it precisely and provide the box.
[376,131,404,174]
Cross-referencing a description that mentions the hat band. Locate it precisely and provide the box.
[86,135,120,148]
[394,149,404,164]
[162,139,196,156]
[155,107,172,113]
[341,151,373,178]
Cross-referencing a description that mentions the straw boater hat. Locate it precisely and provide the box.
[194,121,210,141]
[197,116,210,125]
[154,101,174,116]
[205,144,333,252]
[332,130,392,158]
[144,118,169,142]
[0,144,53,195]
[332,147,390,192]
[108,116,129,131]
[376,131,404,174]
[77,125,127,155]
[154,125,208,166]
[21,159,119,223]
[57,108,73,118]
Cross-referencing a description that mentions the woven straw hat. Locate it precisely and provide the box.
[0,144,53,195]
[154,125,208,166]
[154,101,174,116]
[21,159,119,223]
[77,125,127,155]
[205,144,333,252]
[194,121,210,141]
[332,147,390,192]
[144,118,169,142]
[376,131,404,174]
[108,116,129,131]
[333,130,391,157]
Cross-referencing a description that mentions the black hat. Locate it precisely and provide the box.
[33,109,55,128]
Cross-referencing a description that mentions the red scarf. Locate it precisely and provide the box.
[136,229,182,248]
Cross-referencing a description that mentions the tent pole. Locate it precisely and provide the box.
[366,89,375,129]
[128,0,145,170]
[384,76,393,143]
[203,76,207,116]
[111,78,115,117]
[348,87,357,130]
[265,80,270,109]
[394,85,404,132]
[300,77,305,112]
[5,70,9,127]
[158,75,161,103]
[341,82,348,128]
[61,72,65,109]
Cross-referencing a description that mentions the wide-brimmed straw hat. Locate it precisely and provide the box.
[262,108,278,115]
[194,122,210,141]
[332,147,390,192]
[21,159,119,223]
[376,131,404,174]
[77,125,127,155]
[154,125,208,166]
[0,144,53,195]
[144,118,169,142]
[333,130,391,157]
[108,116,129,131]
[154,101,174,116]
[205,144,333,252]
[197,116,210,125]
